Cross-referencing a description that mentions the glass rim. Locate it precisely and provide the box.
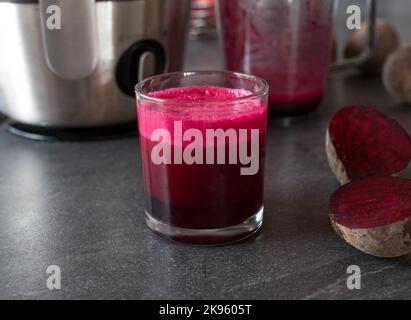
[134,70,269,105]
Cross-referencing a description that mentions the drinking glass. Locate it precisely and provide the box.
[136,71,268,245]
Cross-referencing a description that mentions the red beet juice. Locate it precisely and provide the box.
[137,85,267,245]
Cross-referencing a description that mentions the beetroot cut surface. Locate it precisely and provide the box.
[330,176,411,229]
[328,105,411,181]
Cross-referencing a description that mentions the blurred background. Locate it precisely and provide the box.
[185,0,411,70]
[1,0,410,124]
[336,0,411,51]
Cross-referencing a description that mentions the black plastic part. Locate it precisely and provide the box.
[7,122,137,142]
[116,39,166,97]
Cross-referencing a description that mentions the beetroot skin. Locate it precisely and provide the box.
[330,176,411,257]
[326,105,411,184]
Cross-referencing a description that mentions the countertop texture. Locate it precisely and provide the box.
[2,7,411,298]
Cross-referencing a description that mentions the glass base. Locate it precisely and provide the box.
[145,206,263,246]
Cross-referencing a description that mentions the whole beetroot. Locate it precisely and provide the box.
[383,45,411,104]
[344,19,400,75]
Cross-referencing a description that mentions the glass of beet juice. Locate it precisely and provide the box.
[135,71,268,245]
[217,0,334,117]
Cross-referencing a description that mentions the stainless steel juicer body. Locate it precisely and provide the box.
[0,0,191,128]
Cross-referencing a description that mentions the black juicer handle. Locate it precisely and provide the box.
[116,40,166,97]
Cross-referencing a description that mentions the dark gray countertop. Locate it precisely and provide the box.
[1,38,411,300]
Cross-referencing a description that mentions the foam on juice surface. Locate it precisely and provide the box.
[138,85,267,140]
[148,85,252,100]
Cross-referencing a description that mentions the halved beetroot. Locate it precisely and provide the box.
[326,106,411,184]
[330,176,411,257]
